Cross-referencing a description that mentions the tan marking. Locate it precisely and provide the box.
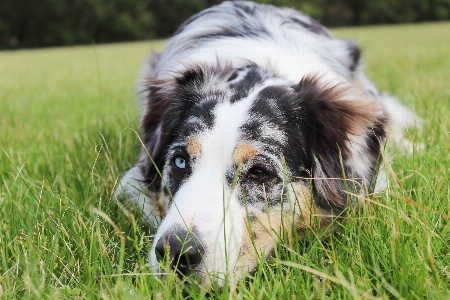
[234,182,329,276]
[234,209,283,276]
[186,136,202,157]
[291,184,315,229]
[233,143,257,165]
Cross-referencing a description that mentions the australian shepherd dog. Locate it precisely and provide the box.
[115,0,418,285]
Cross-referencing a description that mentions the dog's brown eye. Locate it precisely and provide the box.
[248,168,267,179]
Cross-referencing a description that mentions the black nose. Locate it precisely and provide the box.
[155,226,205,275]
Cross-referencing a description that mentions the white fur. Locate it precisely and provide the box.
[114,166,160,228]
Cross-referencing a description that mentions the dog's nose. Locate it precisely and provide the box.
[155,226,204,275]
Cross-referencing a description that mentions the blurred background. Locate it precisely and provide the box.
[1,0,449,49]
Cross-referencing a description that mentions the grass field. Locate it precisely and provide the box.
[1,22,449,299]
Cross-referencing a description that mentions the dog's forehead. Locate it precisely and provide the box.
[172,81,292,160]
[181,97,256,162]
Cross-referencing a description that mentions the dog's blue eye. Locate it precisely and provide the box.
[173,156,186,169]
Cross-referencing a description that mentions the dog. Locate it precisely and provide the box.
[114,0,418,285]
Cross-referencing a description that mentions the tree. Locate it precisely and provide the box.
[1,0,449,49]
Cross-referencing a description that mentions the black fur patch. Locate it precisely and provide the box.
[347,41,361,73]
[165,147,193,196]
[229,65,264,103]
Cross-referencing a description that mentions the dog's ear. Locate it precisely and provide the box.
[139,74,197,190]
[295,76,388,213]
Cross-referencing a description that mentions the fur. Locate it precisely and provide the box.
[114,1,418,285]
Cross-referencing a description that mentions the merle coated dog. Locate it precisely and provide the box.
[115,1,418,285]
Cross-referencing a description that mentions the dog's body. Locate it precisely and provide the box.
[115,1,417,284]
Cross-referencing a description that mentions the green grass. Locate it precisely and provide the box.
[1,22,449,299]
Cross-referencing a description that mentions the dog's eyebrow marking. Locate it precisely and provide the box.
[187,136,202,157]
[233,143,258,165]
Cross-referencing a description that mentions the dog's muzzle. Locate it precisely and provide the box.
[154,226,205,276]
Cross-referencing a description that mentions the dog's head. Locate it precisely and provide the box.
[139,63,387,284]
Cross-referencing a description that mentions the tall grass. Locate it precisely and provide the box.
[1,22,449,298]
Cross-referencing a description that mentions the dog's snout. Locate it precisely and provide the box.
[155,226,204,275]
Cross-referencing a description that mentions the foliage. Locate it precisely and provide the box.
[1,0,450,49]
[0,0,156,48]
[1,22,450,298]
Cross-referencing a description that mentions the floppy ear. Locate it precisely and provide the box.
[295,76,388,213]
[138,75,198,191]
